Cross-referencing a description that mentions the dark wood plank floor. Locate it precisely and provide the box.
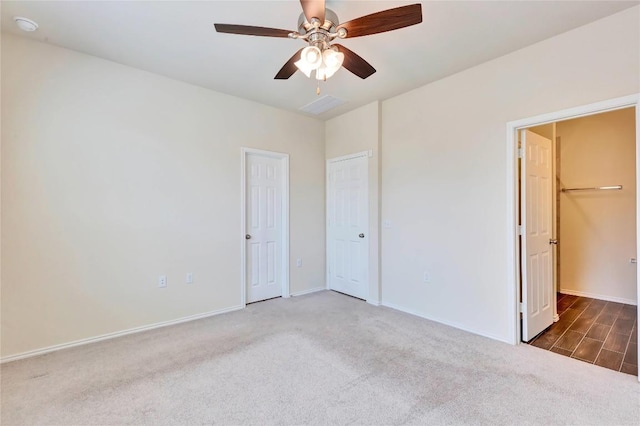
[528,294,638,375]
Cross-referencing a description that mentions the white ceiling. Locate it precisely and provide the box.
[2,1,638,119]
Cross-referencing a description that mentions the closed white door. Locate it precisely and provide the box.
[521,129,554,341]
[246,153,282,303]
[327,155,369,300]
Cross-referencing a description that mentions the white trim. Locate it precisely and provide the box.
[0,305,243,364]
[290,287,326,297]
[327,150,370,164]
[559,289,637,306]
[551,122,558,322]
[240,148,290,306]
[381,301,510,344]
[367,299,381,307]
[507,94,640,129]
[506,94,640,351]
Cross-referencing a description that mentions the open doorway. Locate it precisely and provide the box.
[524,108,637,375]
[507,94,639,380]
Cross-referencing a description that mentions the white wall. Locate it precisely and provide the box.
[325,101,381,303]
[558,108,637,304]
[1,34,326,358]
[380,7,639,342]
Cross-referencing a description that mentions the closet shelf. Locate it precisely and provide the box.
[561,185,622,192]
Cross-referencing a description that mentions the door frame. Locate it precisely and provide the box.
[506,94,640,355]
[240,147,290,307]
[326,151,370,301]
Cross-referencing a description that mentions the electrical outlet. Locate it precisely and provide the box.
[423,272,430,283]
[296,258,302,268]
[186,272,193,284]
[158,275,167,288]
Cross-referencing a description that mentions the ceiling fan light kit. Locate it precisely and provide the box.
[294,45,344,81]
[214,0,422,87]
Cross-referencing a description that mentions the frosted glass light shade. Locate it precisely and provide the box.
[296,45,343,80]
[322,48,344,79]
[295,46,324,78]
[294,59,314,78]
[301,46,322,68]
[323,65,339,79]
[323,48,344,69]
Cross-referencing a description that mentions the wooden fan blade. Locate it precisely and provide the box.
[333,44,376,79]
[337,4,422,38]
[214,23,292,38]
[275,48,304,80]
[300,0,325,24]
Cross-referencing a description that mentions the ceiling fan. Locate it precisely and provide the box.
[214,0,423,82]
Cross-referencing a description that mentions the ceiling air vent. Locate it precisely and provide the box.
[299,95,346,115]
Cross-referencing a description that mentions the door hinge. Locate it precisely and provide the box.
[519,302,525,313]
[518,147,524,158]
[517,225,523,235]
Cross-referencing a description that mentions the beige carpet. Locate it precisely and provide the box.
[2,290,639,425]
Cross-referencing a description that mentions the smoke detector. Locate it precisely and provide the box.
[14,17,39,32]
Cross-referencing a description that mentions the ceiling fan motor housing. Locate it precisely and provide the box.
[297,8,340,35]
[296,8,346,52]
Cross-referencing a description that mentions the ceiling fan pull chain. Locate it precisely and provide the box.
[317,80,321,95]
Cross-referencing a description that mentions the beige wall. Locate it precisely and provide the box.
[557,108,637,303]
[380,7,639,341]
[1,34,326,358]
[2,6,640,358]
[529,124,554,141]
[325,101,381,303]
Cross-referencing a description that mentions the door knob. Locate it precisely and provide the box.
[245,234,251,240]
[549,239,558,245]
[359,233,365,238]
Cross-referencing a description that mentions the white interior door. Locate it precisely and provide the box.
[521,129,555,341]
[246,153,282,303]
[327,155,369,300]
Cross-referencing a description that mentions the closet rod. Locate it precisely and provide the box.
[561,185,622,192]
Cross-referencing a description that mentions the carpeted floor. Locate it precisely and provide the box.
[2,290,639,425]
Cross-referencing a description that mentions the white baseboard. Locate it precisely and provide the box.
[290,287,326,297]
[381,301,512,344]
[560,289,637,306]
[366,299,381,307]
[0,305,244,364]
